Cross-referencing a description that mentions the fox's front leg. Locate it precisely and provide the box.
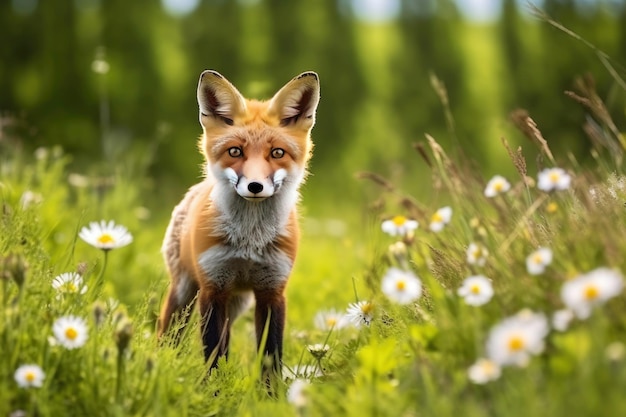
[254,289,286,380]
[198,288,231,369]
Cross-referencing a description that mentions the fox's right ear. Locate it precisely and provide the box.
[197,70,247,128]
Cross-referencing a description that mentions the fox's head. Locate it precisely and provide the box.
[197,70,320,202]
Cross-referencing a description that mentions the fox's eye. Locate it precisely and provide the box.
[228,147,243,158]
[271,148,285,159]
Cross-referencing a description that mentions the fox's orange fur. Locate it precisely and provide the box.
[158,70,320,377]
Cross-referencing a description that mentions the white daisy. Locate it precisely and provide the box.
[287,378,310,408]
[526,247,553,275]
[560,267,624,319]
[313,309,349,331]
[307,343,330,360]
[79,220,133,250]
[14,364,45,388]
[381,216,418,237]
[485,310,549,367]
[53,315,89,349]
[552,309,574,332]
[484,175,511,198]
[457,275,494,306]
[467,358,501,384]
[466,242,489,266]
[52,272,87,295]
[429,206,453,232]
[537,167,572,192]
[381,268,422,305]
[346,300,374,328]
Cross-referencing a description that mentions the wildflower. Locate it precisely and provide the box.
[307,344,330,360]
[52,315,89,349]
[466,242,489,266]
[287,378,310,408]
[560,267,624,319]
[52,272,87,295]
[484,175,511,198]
[14,364,45,388]
[546,201,558,214]
[381,216,418,237]
[457,275,494,306]
[346,300,374,328]
[79,220,133,251]
[537,167,571,192]
[526,247,553,275]
[313,309,348,331]
[551,309,574,332]
[467,358,501,384]
[429,206,452,232]
[485,310,549,367]
[381,268,422,305]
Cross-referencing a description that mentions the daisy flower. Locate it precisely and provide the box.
[484,175,511,198]
[467,358,501,384]
[79,220,133,251]
[346,300,374,328]
[381,267,422,305]
[381,216,418,237]
[429,206,452,232]
[485,310,549,367]
[537,167,572,192]
[552,309,574,332]
[526,247,553,275]
[466,242,489,266]
[307,343,330,360]
[14,364,45,388]
[52,272,87,295]
[457,275,494,306]
[313,309,349,331]
[560,267,624,319]
[53,315,89,349]
[287,378,310,408]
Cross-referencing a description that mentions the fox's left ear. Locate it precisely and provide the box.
[268,72,320,130]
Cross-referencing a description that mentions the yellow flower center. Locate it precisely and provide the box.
[584,285,599,300]
[97,233,115,244]
[549,172,560,183]
[326,317,337,327]
[508,336,525,352]
[494,181,504,192]
[392,215,407,226]
[396,280,406,291]
[361,302,373,314]
[532,254,543,264]
[431,212,443,223]
[25,371,36,382]
[65,327,78,341]
[470,284,481,294]
[65,283,77,293]
[472,248,483,259]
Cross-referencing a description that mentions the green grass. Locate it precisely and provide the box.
[2,120,626,417]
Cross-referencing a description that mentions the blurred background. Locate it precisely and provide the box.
[1,0,625,214]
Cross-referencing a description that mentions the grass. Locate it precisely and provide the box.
[2,109,626,416]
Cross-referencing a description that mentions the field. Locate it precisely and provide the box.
[2,102,626,417]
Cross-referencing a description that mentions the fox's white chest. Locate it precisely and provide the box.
[197,244,292,290]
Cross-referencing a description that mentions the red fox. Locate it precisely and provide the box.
[158,70,320,377]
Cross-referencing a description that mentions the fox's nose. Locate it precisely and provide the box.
[247,182,264,194]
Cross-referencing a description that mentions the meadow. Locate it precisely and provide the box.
[2,96,626,417]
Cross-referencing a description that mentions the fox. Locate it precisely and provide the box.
[157,70,320,378]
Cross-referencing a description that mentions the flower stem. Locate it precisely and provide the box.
[95,250,109,297]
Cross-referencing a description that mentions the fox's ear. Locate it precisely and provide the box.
[268,72,320,130]
[197,70,247,127]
